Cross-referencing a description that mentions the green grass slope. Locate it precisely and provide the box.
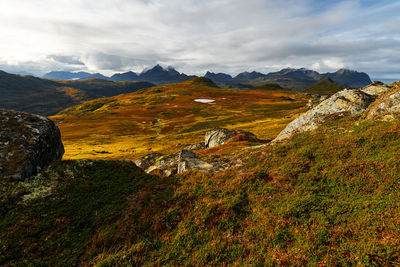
[305,77,346,95]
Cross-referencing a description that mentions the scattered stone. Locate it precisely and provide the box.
[0,109,64,181]
[274,89,373,141]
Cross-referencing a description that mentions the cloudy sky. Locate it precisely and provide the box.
[0,0,399,80]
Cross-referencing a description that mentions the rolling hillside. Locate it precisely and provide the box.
[0,70,154,115]
[304,78,346,95]
[51,77,309,160]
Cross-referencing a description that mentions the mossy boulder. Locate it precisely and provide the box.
[0,109,64,181]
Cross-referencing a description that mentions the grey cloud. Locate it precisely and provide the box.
[0,0,399,80]
[47,55,85,65]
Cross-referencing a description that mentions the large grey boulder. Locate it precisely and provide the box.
[0,109,64,181]
[205,128,259,148]
[274,89,373,141]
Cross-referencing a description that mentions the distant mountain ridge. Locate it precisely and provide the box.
[43,71,108,80]
[44,65,196,85]
[207,68,371,90]
[43,65,372,90]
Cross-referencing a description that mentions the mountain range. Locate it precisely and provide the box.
[206,68,371,89]
[43,65,372,89]
[44,65,196,85]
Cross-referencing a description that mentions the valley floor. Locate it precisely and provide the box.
[51,79,308,161]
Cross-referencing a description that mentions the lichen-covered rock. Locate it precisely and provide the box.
[361,81,393,96]
[307,95,329,108]
[177,150,214,174]
[274,89,373,141]
[205,128,259,148]
[364,85,400,120]
[183,142,206,151]
[0,109,64,181]
[136,149,215,176]
[134,153,164,170]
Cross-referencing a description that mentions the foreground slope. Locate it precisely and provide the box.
[2,115,400,265]
[51,78,309,160]
[0,160,174,266]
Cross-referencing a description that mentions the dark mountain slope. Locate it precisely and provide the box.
[138,65,196,84]
[110,71,139,81]
[304,77,346,95]
[204,71,233,83]
[0,70,154,115]
[323,68,372,88]
[43,71,108,80]
[0,71,79,115]
[204,68,371,90]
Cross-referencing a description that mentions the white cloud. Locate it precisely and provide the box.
[322,58,345,70]
[0,0,398,79]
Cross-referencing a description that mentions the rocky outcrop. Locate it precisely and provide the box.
[0,109,64,181]
[274,89,373,141]
[307,95,329,108]
[134,153,164,170]
[364,85,400,120]
[135,149,215,177]
[205,128,259,148]
[183,142,206,151]
[135,128,263,176]
[177,150,214,173]
[360,81,393,96]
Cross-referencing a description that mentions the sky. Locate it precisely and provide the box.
[0,0,399,80]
